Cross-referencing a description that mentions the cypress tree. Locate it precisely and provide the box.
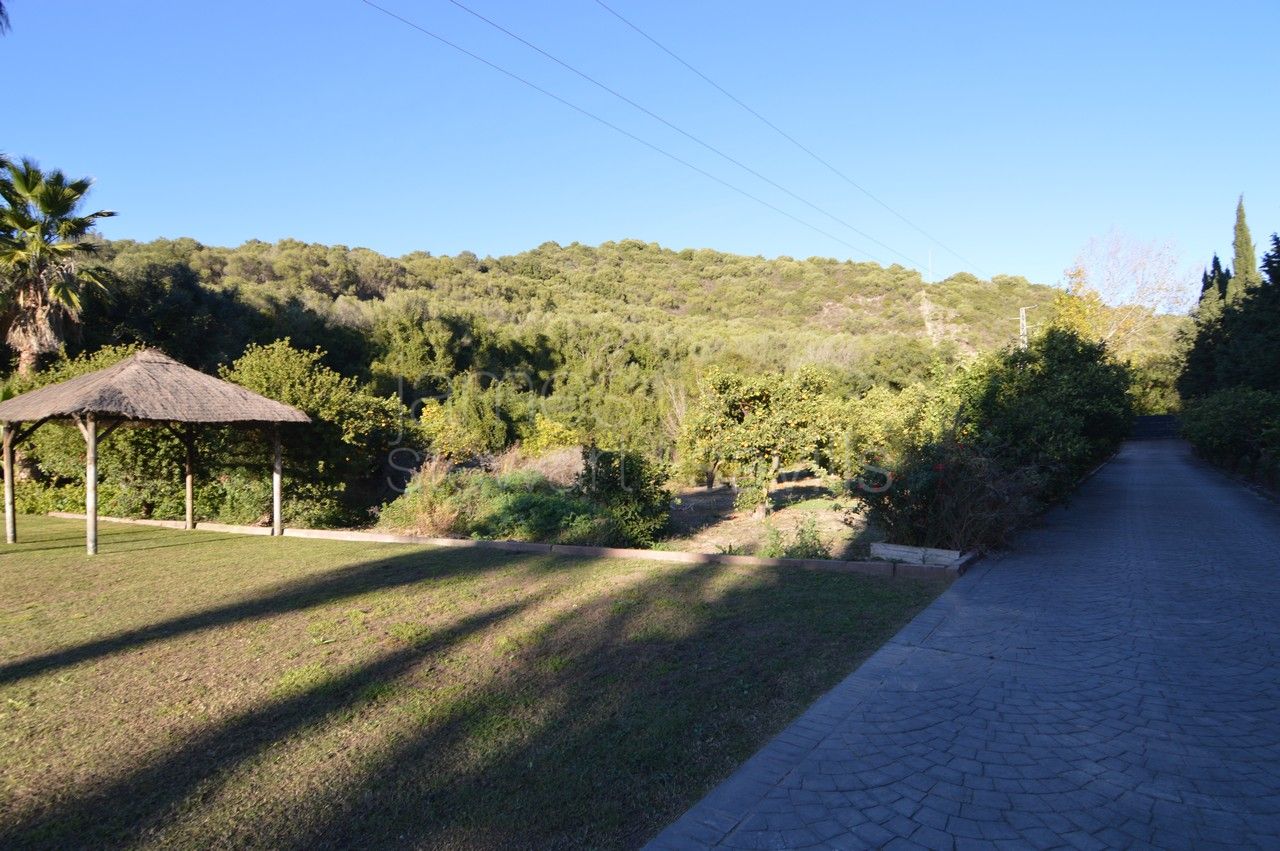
[1262,234,1280,288]
[1229,195,1261,302]
[1197,254,1230,322]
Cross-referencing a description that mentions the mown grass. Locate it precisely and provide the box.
[0,516,944,850]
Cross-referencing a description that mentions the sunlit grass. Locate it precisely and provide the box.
[0,515,943,849]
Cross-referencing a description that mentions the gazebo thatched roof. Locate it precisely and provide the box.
[0,349,309,424]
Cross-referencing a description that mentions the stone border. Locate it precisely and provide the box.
[44,512,975,579]
[869,542,979,569]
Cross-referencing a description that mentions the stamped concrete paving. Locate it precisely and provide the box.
[648,441,1280,850]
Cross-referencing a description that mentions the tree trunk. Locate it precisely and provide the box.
[15,346,38,377]
[751,455,782,519]
[10,346,39,480]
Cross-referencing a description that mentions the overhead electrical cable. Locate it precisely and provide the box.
[361,0,881,260]
[592,0,986,276]
[440,0,925,268]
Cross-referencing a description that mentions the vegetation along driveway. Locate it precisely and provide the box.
[651,440,1280,849]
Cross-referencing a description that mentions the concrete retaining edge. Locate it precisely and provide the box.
[44,511,971,578]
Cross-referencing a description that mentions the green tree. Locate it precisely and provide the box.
[1264,234,1280,286]
[0,158,115,374]
[1229,195,1261,302]
[1196,254,1230,322]
[679,367,840,512]
[956,329,1133,479]
[222,340,412,524]
[861,328,1133,549]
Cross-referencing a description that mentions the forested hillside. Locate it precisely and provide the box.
[73,237,1175,401]
[2,214,1182,536]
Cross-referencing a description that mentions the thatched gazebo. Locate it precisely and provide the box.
[0,349,309,554]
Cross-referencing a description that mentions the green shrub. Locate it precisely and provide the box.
[857,437,1036,551]
[786,516,830,559]
[1128,352,1183,415]
[222,340,414,525]
[757,525,785,558]
[952,329,1133,499]
[756,517,830,559]
[14,481,94,515]
[1181,387,1280,463]
[377,467,627,546]
[577,447,672,547]
[732,472,769,513]
[417,374,513,460]
[859,329,1130,550]
[520,413,582,456]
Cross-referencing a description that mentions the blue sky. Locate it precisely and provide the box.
[4,1,1277,285]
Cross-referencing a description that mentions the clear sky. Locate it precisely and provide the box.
[4,1,1277,286]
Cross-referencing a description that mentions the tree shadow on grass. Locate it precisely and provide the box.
[665,480,843,544]
[0,530,561,688]
[664,485,738,539]
[0,596,541,849]
[274,564,934,850]
[0,528,181,555]
[6,534,259,556]
[0,549,937,850]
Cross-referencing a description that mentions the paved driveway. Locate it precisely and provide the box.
[649,441,1280,849]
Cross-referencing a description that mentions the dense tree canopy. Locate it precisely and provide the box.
[1178,200,1280,479]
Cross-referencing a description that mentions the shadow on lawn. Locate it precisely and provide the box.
[1,540,930,850]
[0,528,189,555]
[0,532,545,688]
[1,597,536,849]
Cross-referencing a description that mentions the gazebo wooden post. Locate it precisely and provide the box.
[271,425,283,536]
[2,423,15,545]
[182,426,197,531]
[83,413,98,555]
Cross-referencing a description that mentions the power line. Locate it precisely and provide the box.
[360,1,880,261]
[440,0,924,268]
[593,0,986,277]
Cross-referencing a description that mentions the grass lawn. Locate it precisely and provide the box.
[0,515,944,850]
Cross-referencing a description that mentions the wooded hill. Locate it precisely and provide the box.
[75,236,1177,392]
[9,234,1183,531]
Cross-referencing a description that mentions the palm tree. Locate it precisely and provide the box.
[0,3,9,34]
[0,158,115,374]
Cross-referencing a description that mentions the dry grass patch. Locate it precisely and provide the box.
[0,515,943,849]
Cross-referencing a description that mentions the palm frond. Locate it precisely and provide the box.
[11,159,43,197]
[0,156,114,367]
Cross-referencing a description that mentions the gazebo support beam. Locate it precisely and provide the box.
[182,426,197,530]
[72,416,124,556]
[161,423,199,531]
[2,418,51,545]
[74,414,98,555]
[272,426,283,536]
[2,424,14,545]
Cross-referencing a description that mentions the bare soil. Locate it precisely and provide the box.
[663,476,878,560]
